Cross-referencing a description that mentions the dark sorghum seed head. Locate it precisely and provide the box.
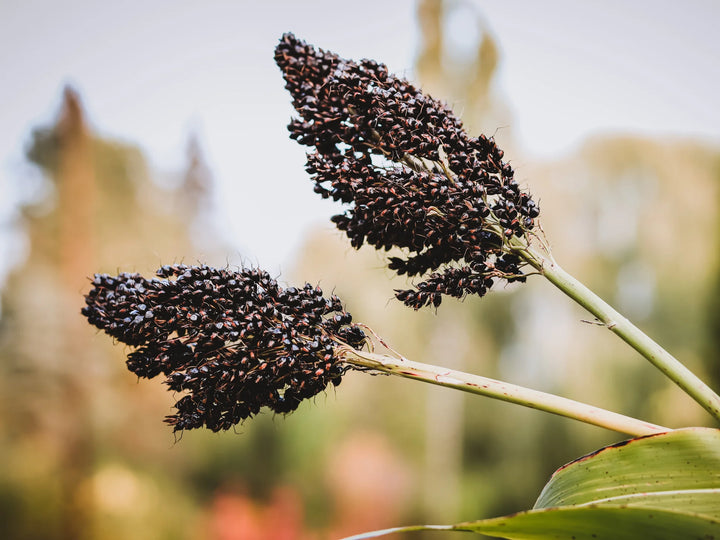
[82,265,366,432]
[275,33,540,309]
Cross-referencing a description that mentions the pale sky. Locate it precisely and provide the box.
[1,0,718,281]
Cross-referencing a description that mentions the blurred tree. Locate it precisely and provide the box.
[525,137,720,427]
[416,0,511,149]
[0,86,226,540]
[704,156,720,389]
[5,87,99,540]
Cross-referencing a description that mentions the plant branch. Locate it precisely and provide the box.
[513,242,720,423]
[338,346,669,437]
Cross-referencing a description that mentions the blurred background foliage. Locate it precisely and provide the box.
[1,1,719,539]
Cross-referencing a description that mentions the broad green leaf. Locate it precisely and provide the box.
[342,428,720,539]
[452,505,720,539]
[534,427,720,518]
[342,507,720,540]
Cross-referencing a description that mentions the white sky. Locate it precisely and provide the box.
[1,0,718,278]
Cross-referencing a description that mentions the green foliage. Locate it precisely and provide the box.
[454,507,719,540]
[347,428,720,539]
[533,427,720,513]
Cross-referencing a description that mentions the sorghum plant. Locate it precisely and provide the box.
[82,264,664,437]
[275,32,720,423]
[81,31,720,540]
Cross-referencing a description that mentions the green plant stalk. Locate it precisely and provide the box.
[514,242,720,422]
[338,346,669,437]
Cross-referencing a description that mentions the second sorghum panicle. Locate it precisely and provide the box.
[82,265,366,432]
[275,33,540,309]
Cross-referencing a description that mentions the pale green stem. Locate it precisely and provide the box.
[514,242,720,422]
[340,524,451,540]
[338,346,669,437]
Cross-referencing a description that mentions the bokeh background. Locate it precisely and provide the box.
[1,1,719,539]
